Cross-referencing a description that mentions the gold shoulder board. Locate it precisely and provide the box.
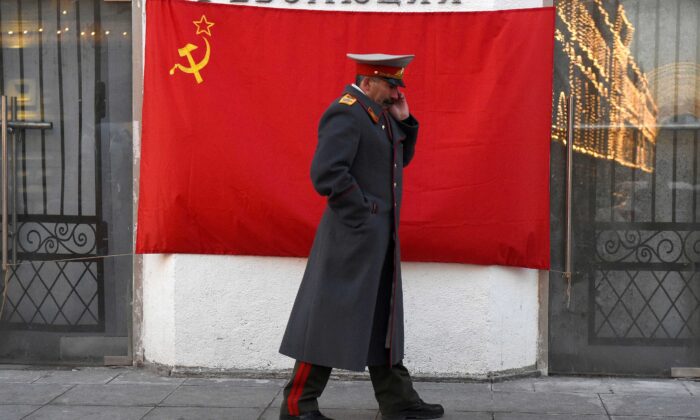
[339,94,357,106]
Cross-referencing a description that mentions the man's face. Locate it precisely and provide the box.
[364,77,400,109]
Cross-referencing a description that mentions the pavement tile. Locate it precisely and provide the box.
[53,384,177,406]
[258,406,284,420]
[609,378,692,396]
[111,371,186,386]
[23,405,151,420]
[319,381,380,409]
[0,370,48,384]
[323,408,380,420]
[0,384,72,404]
[492,379,536,393]
[601,394,700,417]
[415,382,491,393]
[267,393,284,412]
[144,407,264,419]
[436,413,493,420]
[0,405,41,420]
[496,415,608,420]
[492,391,607,415]
[184,377,285,387]
[161,384,279,408]
[531,377,612,394]
[683,380,700,396]
[34,369,120,385]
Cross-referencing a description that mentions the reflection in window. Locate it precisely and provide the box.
[552,0,658,172]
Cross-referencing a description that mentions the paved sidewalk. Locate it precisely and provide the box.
[0,366,699,419]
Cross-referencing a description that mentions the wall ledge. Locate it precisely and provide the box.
[142,360,540,383]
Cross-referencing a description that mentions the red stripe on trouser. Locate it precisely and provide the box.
[287,362,312,416]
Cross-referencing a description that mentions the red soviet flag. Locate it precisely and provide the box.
[138,0,554,269]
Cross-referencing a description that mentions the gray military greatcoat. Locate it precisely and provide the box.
[279,85,419,372]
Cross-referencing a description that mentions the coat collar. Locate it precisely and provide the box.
[344,85,385,125]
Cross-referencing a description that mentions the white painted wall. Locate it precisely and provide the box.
[142,254,176,366]
[141,255,540,376]
[139,0,547,377]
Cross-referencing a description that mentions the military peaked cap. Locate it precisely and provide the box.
[347,53,415,87]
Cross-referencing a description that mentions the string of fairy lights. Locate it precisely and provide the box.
[5,28,128,36]
[5,29,127,36]
[1,8,129,42]
[552,0,658,173]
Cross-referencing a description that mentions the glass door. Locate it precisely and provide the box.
[549,0,700,375]
[0,0,133,363]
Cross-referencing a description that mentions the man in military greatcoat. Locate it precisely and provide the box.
[279,53,444,420]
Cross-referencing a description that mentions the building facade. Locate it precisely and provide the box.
[0,0,697,378]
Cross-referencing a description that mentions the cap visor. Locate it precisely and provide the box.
[384,77,405,88]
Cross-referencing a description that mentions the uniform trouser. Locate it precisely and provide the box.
[280,360,421,416]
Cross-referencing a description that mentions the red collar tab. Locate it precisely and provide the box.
[354,97,380,124]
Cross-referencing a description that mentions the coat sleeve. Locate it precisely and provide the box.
[398,114,419,167]
[310,105,370,228]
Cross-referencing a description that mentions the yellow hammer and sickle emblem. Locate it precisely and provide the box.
[169,37,211,84]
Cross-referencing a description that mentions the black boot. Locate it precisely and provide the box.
[381,399,444,420]
[280,410,334,420]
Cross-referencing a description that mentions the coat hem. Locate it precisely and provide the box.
[278,349,369,372]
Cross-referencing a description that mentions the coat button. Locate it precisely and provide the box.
[394,163,397,168]
[393,182,397,188]
[382,125,385,129]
